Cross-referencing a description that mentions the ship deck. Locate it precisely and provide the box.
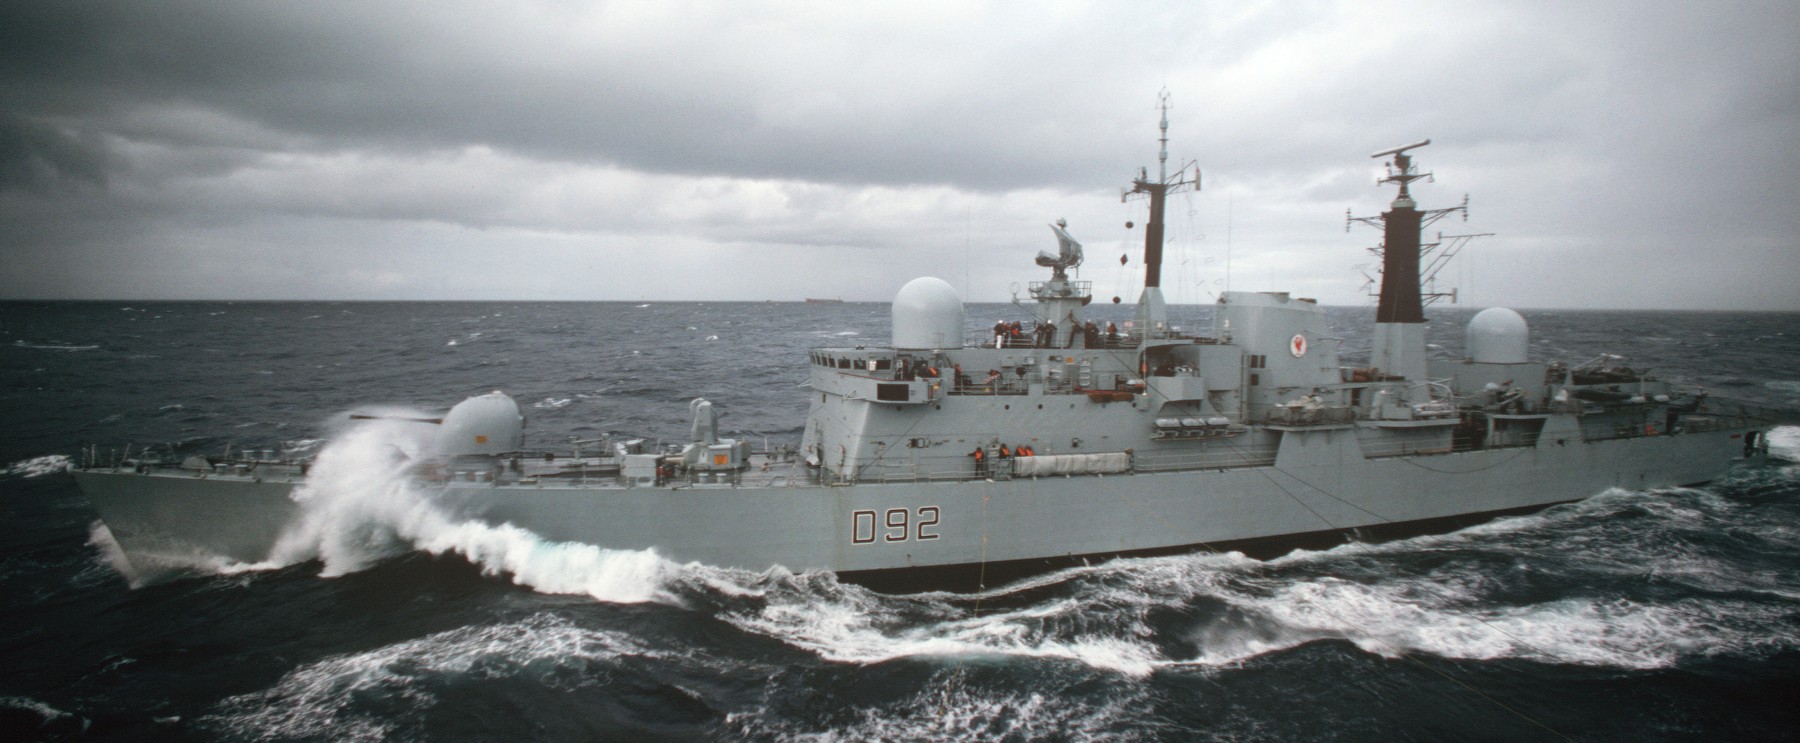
[74,395,1783,492]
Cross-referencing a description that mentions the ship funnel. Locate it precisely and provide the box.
[435,391,524,456]
[891,277,963,350]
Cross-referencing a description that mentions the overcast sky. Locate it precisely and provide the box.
[2,1,1796,309]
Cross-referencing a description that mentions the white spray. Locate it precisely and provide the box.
[258,415,674,604]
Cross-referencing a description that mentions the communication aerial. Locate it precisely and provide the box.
[1121,91,1201,289]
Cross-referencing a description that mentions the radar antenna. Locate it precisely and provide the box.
[1035,218,1084,279]
[1371,139,1432,202]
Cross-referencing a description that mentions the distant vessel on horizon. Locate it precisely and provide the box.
[804,297,845,304]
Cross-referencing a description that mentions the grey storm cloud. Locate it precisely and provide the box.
[1,1,1797,308]
[0,1,1138,188]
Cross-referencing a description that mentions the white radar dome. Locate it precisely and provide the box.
[891,277,963,349]
[1466,307,1529,364]
[436,391,524,456]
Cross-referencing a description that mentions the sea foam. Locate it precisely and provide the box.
[727,671,1156,742]
[713,485,1800,677]
[205,614,652,742]
[6,454,72,479]
[247,416,676,604]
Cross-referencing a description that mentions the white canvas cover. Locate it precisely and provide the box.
[1012,452,1130,477]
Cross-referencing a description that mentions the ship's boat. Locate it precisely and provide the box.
[72,110,1787,593]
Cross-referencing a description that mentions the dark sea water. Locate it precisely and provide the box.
[2,300,1798,741]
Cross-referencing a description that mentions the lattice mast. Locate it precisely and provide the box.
[1346,140,1471,393]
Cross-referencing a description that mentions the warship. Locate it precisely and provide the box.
[73,110,1782,592]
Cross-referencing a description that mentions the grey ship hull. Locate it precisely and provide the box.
[76,423,1755,592]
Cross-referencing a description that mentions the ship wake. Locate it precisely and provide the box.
[702,455,1800,677]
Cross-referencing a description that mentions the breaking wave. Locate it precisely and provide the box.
[1764,380,1800,395]
[1767,424,1800,459]
[726,671,1159,742]
[0,696,74,740]
[203,614,656,742]
[5,454,70,478]
[12,340,98,351]
[706,473,1800,677]
[220,417,677,605]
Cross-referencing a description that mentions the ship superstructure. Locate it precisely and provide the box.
[791,137,1611,489]
[73,108,1784,592]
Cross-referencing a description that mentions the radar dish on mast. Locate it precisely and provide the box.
[1035,219,1084,277]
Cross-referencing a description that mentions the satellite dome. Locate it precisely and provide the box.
[891,277,963,350]
[1466,307,1529,364]
[436,391,524,456]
